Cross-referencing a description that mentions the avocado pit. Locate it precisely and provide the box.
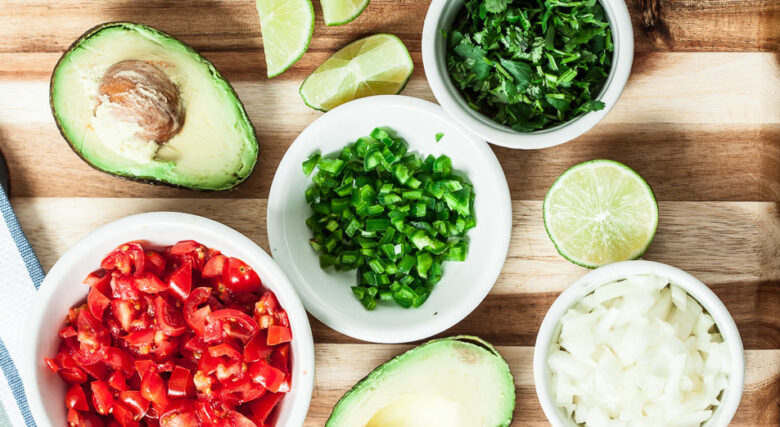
[98,60,184,143]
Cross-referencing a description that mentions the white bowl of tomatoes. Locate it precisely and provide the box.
[22,212,314,427]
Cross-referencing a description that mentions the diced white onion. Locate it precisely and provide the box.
[548,274,730,427]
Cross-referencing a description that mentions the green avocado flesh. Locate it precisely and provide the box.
[51,22,258,191]
[326,336,516,427]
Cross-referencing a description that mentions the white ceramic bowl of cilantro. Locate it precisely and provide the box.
[267,95,512,344]
[533,261,745,427]
[422,0,633,149]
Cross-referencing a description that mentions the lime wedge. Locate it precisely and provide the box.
[255,0,314,78]
[299,34,413,111]
[321,0,370,26]
[543,160,658,268]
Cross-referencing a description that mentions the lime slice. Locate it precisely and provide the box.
[543,160,658,269]
[299,34,413,111]
[255,0,314,78]
[321,0,370,26]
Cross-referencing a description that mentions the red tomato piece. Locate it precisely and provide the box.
[102,243,145,276]
[169,240,203,256]
[183,287,212,337]
[219,375,266,406]
[79,361,110,381]
[59,367,88,385]
[224,409,259,427]
[134,272,168,294]
[122,329,155,356]
[208,342,242,361]
[111,402,141,427]
[91,380,113,415]
[194,400,219,425]
[110,300,136,332]
[167,263,192,300]
[223,258,262,294]
[209,309,258,341]
[158,399,197,427]
[84,270,112,295]
[59,325,78,339]
[202,254,227,279]
[202,319,223,344]
[143,250,166,277]
[266,326,292,346]
[75,310,109,366]
[110,274,140,300]
[78,412,107,427]
[246,392,284,424]
[105,347,135,376]
[168,365,194,398]
[66,384,90,411]
[243,332,273,363]
[153,296,187,336]
[117,390,149,420]
[270,344,290,375]
[87,287,111,320]
[248,361,286,393]
[134,359,155,378]
[107,371,127,391]
[141,370,169,408]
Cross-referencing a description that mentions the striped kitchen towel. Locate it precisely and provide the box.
[0,187,43,426]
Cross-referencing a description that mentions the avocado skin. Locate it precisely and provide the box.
[50,22,259,192]
[325,335,517,427]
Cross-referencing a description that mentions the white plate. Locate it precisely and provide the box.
[267,95,512,343]
[23,212,314,427]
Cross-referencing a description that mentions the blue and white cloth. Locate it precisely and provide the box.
[0,187,43,426]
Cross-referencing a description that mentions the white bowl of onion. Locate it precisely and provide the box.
[534,261,744,427]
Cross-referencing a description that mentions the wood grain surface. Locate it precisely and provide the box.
[1,0,778,426]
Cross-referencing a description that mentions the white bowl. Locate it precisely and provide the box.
[422,0,634,149]
[22,212,315,427]
[533,261,745,427]
[267,95,512,343]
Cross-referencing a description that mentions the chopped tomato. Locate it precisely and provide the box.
[107,370,127,391]
[248,361,287,393]
[75,310,109,365]
[153,296,187,336]
[167,365,194,398]
[134,272,167,293]
[202,254,228,278]
[266,326,292,346]
[247,392,284,424]
[141,370,169,408]
[167,263,192,300]
[209,309,258,341]
[90,380,113,415]
[143,250,166,277]
[87,287,111,320]
[223,257,263,294]
[49,240,292,425]
[65,384,89,411]
[117,390,149,420]
[244,332,273,363]
[110,274,139,300]
[112,401,141,427]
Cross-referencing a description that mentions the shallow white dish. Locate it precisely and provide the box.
[267,95,512,343]
[533,260,745,427]
[422,0,634,149]
[22,212,315,427]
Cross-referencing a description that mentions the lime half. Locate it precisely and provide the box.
[299,34,413,111]
[321,0,370,26]
[255,0,314,78]
[543,160,658,268]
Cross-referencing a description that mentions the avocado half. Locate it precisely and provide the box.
[50,22,259,191]
[326,336,516,427]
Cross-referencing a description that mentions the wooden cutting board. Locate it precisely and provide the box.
[1,0,778,425]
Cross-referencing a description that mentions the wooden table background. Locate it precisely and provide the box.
[1,0,778,425]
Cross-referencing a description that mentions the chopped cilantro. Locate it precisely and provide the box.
[445,0,613,132]
[435,132,445,142]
